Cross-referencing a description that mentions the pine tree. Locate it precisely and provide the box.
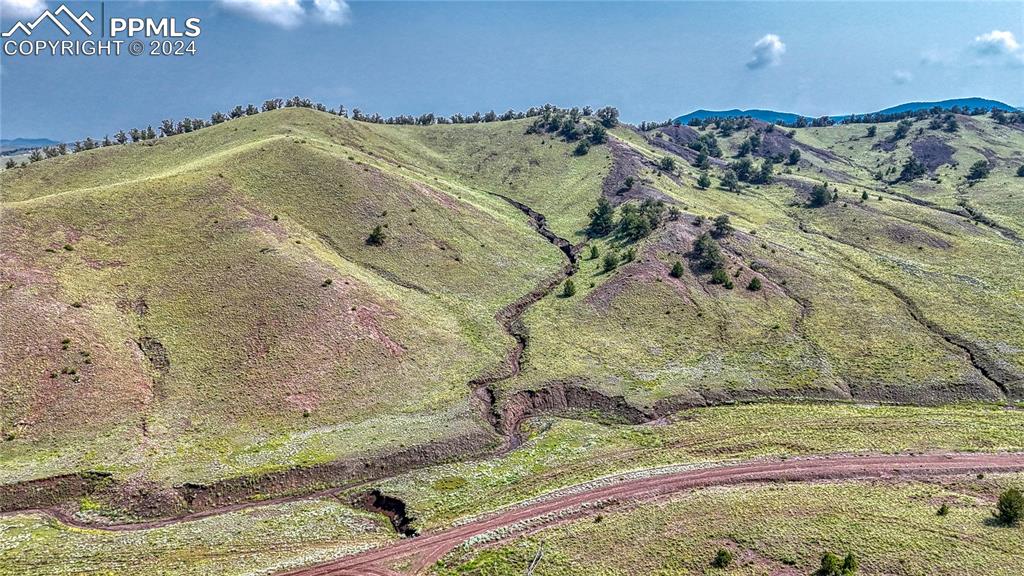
[722,170,739,192]
[697,171,711,189]
[587,198,616,237]
[561,279,576,297]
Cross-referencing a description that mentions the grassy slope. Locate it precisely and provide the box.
[0,109,585,484]
[436,474,1024,576]
[1,110,1023,491]
[500,116,1024,406]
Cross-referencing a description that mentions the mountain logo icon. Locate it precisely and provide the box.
[2,4,94,38]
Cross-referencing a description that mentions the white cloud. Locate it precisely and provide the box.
[0,0,47,19]
[219,0,349,29]
[891,70,912,85]
[971,30,1020,56]
[313,0,349,25]
[746,34,786,70]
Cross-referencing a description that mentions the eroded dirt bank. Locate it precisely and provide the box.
[0,430,493,524]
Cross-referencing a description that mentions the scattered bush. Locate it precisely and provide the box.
[995,488,1024,526]
[560,278,577,298]
[587,198,616,237]
[1016,165,1024,177]
[366,225,386,246]
[589,245,600,259]
[574,141,591,156]
[602,252,620,273]
[697,171,711,189]
[711,548,733,568]
[897,156,926,182]
[787,148,801,165]
[659,156,677,172]
[321,278,333,287]
[809,181,834,207]
[617,199,665,241]
[937,503,950,516]
[747,277,762,291]
[967,160,990,181]
[693,233,724,271]
[818,551,859,575]
[670,261,684,278]
[712,214,733,237]
[710,268,729,285]
[722,169,739,192]
[694,149,710,169]
[596,106,619,128]
[729,158,753,182]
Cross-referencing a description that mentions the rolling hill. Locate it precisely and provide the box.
[2,104,1024,535]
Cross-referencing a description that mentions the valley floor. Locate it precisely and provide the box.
[3,403,1024,575]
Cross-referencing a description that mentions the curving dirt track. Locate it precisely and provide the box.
[276,452,1024,576]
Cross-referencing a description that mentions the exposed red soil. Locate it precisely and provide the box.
[910,136,956,172]
[276,452,1024,576]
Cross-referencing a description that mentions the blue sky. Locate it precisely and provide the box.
[1,1,1022,141]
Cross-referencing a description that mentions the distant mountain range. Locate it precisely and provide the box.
[1,138,60,154]
[674,97,1019,125]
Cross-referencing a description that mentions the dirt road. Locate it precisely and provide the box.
[276,452,1024,576]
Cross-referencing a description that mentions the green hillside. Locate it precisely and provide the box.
[1,106,1023,516]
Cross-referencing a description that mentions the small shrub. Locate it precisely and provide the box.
[819,552,842,576]
[937,503,950,516]
[712,214,733,237]
[659,156,676,172]
[63,244,74,251]
[710,268,729,285]
[561,278,577,298]
[747,277,762,291]
[967,160,990,181]
[670,261,684,278]
[366,225,386,246]
[602,252,620,273]
[842,552,859,575]
[589,245,599,260]
[711,548,733,568]
[321,278,333,287]
[697,171,711,189]
[995,488,1024,526]
[1017,164,1024,177]
[574,141,591,156]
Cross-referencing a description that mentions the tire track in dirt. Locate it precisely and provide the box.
[275,452,1024,576]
